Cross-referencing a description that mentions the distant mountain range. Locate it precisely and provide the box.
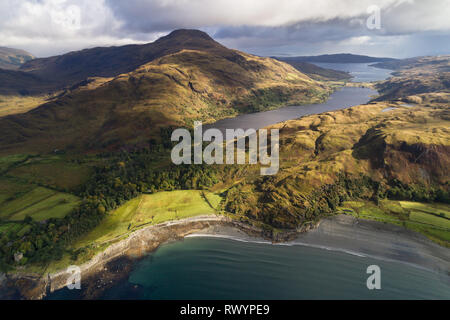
[272,59,351,81]
[0,47,34,70]
[275,53,397,64]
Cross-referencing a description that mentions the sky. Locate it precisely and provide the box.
[0,0,449,58]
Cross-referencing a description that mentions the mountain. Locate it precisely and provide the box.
[16,30,244,93]
[0,30,329,154]
[273,59,351,81]
[276,53,397,64]
[0,47,34,70]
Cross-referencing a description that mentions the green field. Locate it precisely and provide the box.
[0,154,92,222]
[0,154,29,173]
[75,190,222,248]
[399,201,450,219]
[0,185,80,222]
[338,200,450,245]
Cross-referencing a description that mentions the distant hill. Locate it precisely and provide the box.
[0,29,329,153]
[0,47,34,70]
[372,55,450,71]
[276,53,397,64]
[374,55,450,101]
[273,59,351,81]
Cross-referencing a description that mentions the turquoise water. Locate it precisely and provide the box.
[49,237,450,300]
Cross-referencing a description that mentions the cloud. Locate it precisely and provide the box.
[0,0,449,57]
[106,0,450,34]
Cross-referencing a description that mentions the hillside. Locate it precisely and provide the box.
[0,47,34,70]
[374,55,450,101]
[0,69,58,95]
[0,31,329,154]
[277,53,396,64]
[224,98,450,244]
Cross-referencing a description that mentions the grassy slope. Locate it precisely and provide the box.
[0,95,50,117]
[75,190,221,248]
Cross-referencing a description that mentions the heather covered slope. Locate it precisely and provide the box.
[374,55,450,101]
[224,100,450,244]
[0,41,329,154]
[220,54,450,244]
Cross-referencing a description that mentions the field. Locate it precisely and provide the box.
[75,190,222,248]
[0,154,29,173]
[8,159,92,192]
[338,200,450,245]
[0,154,88,223]
[0,185,80,221]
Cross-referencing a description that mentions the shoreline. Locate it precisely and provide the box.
[1,214,299,300]
[1,214,449,299]
[187,215,450,276]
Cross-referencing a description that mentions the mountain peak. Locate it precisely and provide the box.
[163,29,214,41]
[155,29,222,49]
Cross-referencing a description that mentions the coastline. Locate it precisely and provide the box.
[1,214,449,299]
[188,215,450,276]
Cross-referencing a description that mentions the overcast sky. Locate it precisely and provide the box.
[1,0,449,58]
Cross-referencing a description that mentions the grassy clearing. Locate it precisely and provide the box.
[75,190,222,248]
[0,186,80,221]
[338,200,450,245]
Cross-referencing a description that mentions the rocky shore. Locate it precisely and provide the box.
[2,213,448,299]
[0,214,318,300]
